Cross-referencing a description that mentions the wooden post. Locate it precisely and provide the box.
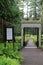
[37,28,39,47]
[21,27,23,46]
[13,27,14,49]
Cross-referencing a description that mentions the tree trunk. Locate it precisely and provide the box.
[2,18,6,42]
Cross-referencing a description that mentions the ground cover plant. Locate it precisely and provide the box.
[0,42,23,65]
[0,56,20,65]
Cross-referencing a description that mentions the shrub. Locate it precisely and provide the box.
[15,36,21,43]
[2,47,23,62]
[0,43,23,64]
[0,56,20,65]
[6,42,22,51]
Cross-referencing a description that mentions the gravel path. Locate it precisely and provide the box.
[25,38,37,48]
[21,48,43,65]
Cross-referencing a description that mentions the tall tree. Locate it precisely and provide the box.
[0,0,22,41]
[0,0,22,23]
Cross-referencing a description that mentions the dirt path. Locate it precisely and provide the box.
[21,48,43,65]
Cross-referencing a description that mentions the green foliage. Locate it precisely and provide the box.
[2,48,23,62]
[14,43,21,51]
[0,0,22,23]
[19,0,41,20]
[15,36,21,42]
[0,43,23,63]
[33,35,37,43]
[0,56,20,65]
[15,35,37,46]
[14,23,21,35]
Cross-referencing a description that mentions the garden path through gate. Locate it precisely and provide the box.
[21,21,41,47]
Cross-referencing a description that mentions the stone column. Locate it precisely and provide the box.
[23,28,25,46]
[37,28,39,47]
[21,27,23,46]
[39,27,41,47]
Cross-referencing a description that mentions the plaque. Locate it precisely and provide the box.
[6,28,13,40]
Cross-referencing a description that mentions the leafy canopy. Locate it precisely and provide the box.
[0,0,22,23]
